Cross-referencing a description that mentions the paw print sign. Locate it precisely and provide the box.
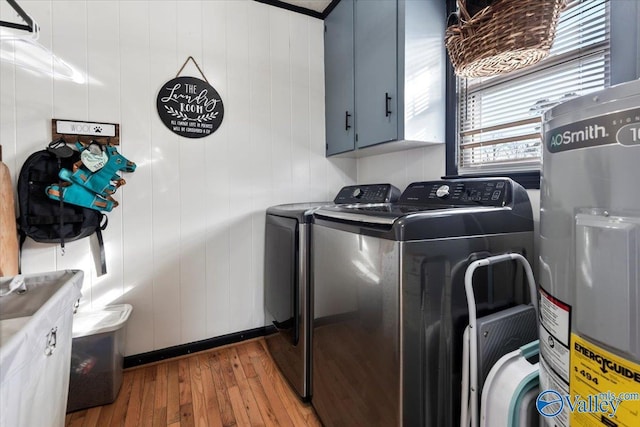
[156,76,225,139]
[53,119,118,142]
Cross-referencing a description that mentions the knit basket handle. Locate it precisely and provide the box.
[457,0,472,22]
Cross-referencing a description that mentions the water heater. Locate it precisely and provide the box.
[539,79,640,426]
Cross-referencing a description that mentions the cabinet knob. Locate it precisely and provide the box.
[385,93,392,117]
[345,111,352,131]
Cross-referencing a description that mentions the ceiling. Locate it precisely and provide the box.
[274,0,335,17]
[282,0,333,13]
[0,0,337,24]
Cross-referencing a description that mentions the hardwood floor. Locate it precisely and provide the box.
[65,338,322,427]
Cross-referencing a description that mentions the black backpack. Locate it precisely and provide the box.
[17,140,108,275]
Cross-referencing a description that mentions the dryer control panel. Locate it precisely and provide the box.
[400,179,511,206]
[333,184,401,204]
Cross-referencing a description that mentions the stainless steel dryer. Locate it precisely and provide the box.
[264,184,400,400]
[311,178,534,426]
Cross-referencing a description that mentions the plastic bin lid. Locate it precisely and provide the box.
[72,304,132,338]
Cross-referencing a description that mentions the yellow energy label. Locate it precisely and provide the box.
[570,333,640,426]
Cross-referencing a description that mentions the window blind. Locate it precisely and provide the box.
[456,0,610,174]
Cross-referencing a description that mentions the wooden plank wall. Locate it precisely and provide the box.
[0,0,357,356]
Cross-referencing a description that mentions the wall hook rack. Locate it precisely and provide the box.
[51,119,120,146]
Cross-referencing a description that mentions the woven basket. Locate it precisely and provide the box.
[446,0,567,78]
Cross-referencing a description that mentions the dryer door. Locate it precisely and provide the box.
[265,214,299,345]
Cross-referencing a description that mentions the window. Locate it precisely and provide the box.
[454,0,610,177]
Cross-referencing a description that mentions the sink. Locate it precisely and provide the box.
[0,270,83,427]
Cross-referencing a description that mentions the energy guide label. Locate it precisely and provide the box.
[570,334,640,427]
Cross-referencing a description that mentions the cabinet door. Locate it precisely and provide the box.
[354,0,398,148]
[324,0,355,156]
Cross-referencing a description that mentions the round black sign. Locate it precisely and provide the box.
[156,76,224,138]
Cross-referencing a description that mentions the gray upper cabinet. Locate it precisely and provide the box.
[324,0,446,157]
[324,0,355,156]
[354,0,398,148]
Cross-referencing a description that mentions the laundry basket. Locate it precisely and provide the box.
[459,253,539,427]
[481,340,540,427]
[67,304,132,413]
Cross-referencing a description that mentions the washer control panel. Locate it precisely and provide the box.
[333,184,401,204]
[399,179,511,206]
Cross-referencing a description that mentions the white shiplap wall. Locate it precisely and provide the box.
[0,0,357,356]
[356,145,446,191]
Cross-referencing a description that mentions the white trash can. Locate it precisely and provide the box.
[67,304,132,413]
